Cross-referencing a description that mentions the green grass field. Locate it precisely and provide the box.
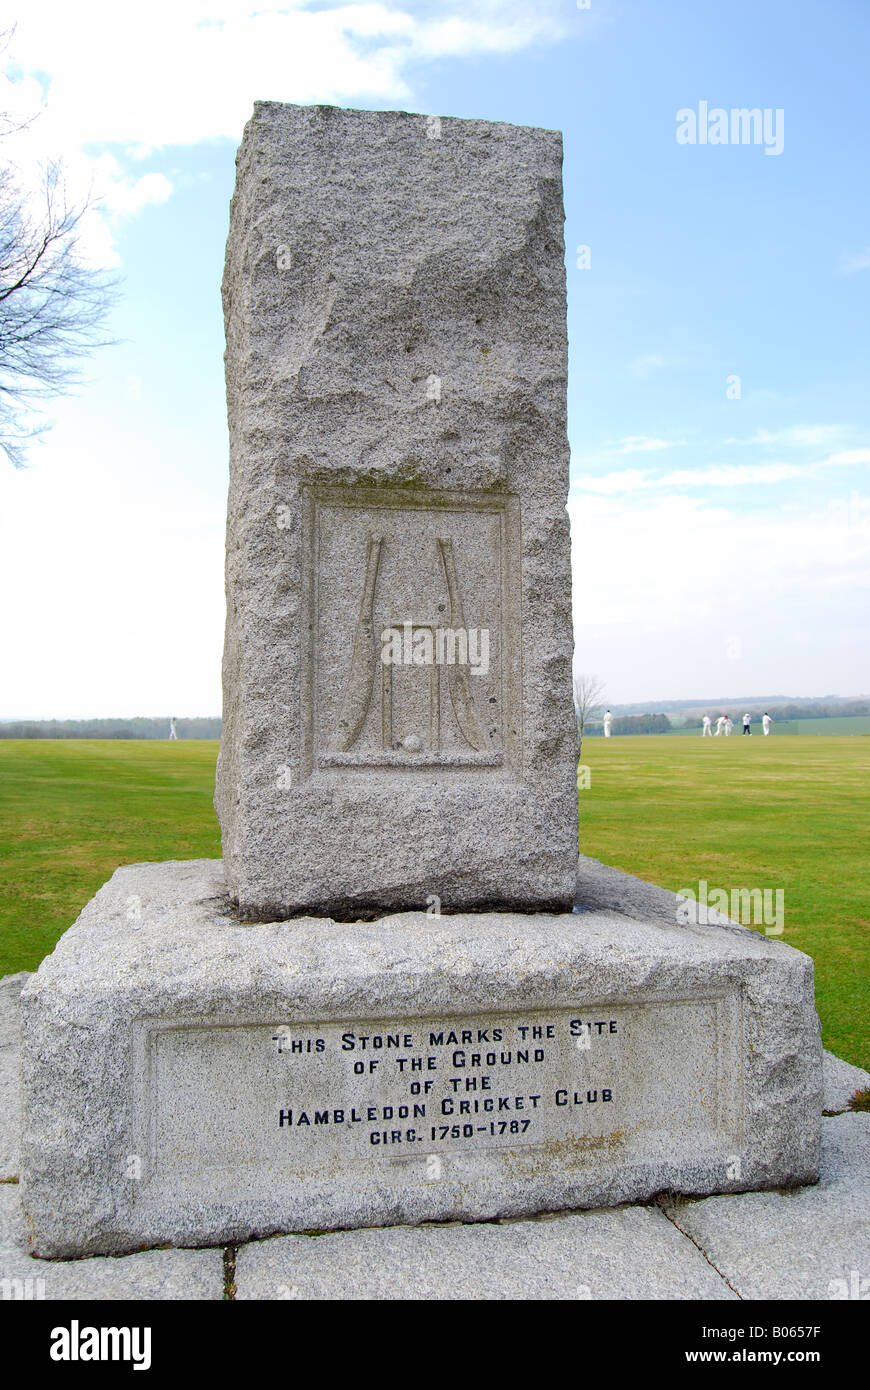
[0,741,220,974]
[579,735,869,1070]
[773,715,870,735]
[1,736,867,1069]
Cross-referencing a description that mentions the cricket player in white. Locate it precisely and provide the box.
[702,715,713,736]
[603,709,613,738]
[762,712,772,735]
[714,715,726,736]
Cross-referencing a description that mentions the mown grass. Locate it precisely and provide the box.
[772,715,870,735]
[0,735,867,1070]
[0,741,220,975]
[578,735,870,1070]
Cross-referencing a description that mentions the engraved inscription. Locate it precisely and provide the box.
[135,998,743,1201]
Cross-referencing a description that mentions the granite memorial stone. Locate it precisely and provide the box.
[17,103,823,1260]
[216,103,578,918]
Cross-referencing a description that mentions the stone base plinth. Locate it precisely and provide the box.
[19,858,822,1258]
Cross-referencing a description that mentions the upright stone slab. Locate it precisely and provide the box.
[217,103,577,918]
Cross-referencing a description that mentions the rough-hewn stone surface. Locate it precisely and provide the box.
[19,857,820,1258]
[217,102,577,918]
[662,1114,870,1300]
[0,1184,223,1300]
[822,1049,870,1113]
[235,1206,737,1301]
[0,971,29,1180]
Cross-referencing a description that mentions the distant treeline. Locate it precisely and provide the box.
[0,718,222,740]
[610,695,868,719]
[673,699,870,728]
[750,700,870,722]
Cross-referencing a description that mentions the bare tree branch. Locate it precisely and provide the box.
[0,59,118,466]
[573,672,606,756]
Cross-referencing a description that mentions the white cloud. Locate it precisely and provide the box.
[573,461,806,493]
[821,448,870,468]
[4,2,568,151]
[659,462,806,488]
[573,442,870,495]
[630,352,665,377]
[95,166,174,220]
[571,489,870,627]
[0,401,226,718]
[0,88,176,267]
[840,246,870,275]
[569,489,870,700]
[572,468,650,494]
[724,424,847,448]
[1,2,569,264]
[610,435,684,454]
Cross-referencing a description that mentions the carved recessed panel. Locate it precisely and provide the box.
[300,486,521,777]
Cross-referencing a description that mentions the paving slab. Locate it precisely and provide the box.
[234,1204,736,1300]
[823,1049,870,1113]
[0,972,30,1180]
[0,1183,223,1301]
[662,1114,870,1300]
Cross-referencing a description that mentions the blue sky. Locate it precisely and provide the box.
[1,0,868,715]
